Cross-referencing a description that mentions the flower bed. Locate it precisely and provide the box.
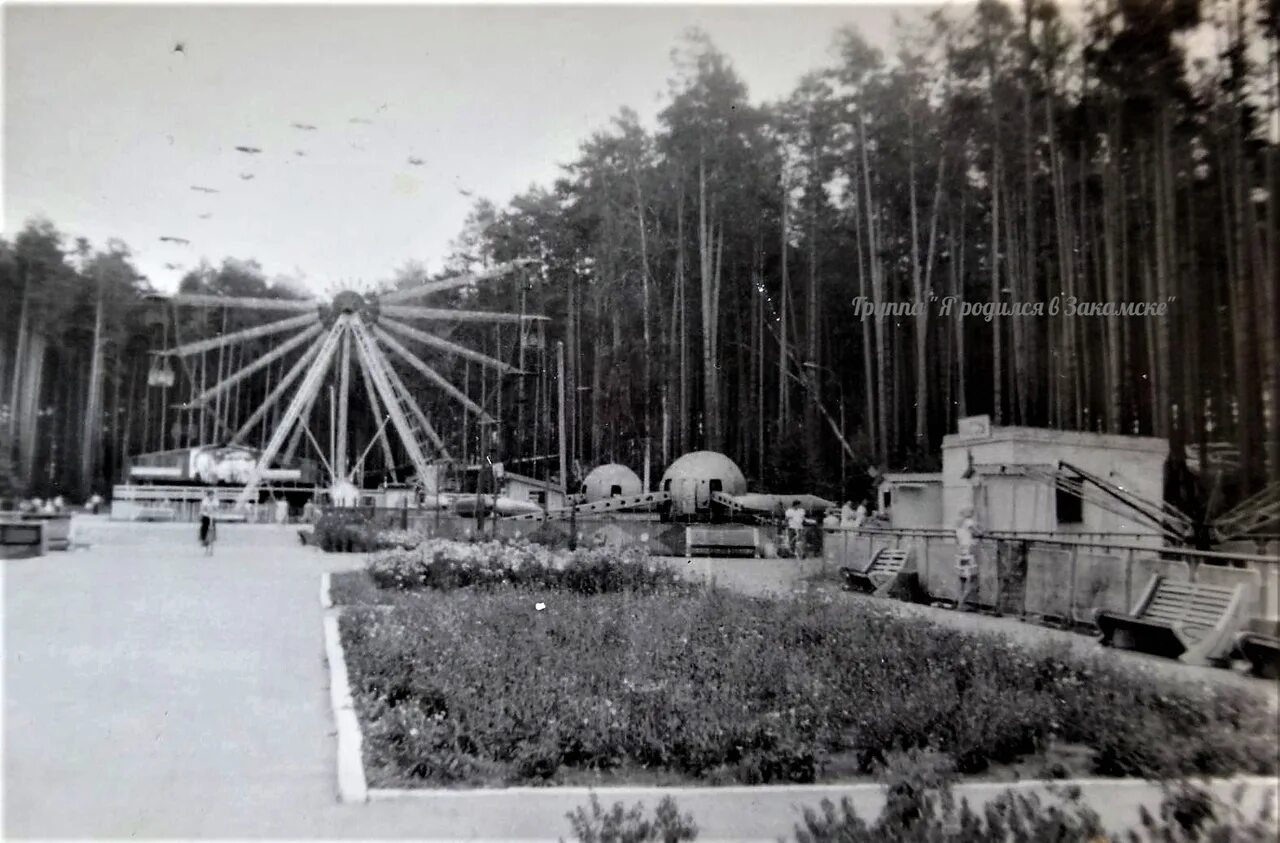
[337,547,1278,789]
[365,538,691,595]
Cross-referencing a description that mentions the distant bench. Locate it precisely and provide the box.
[685,525,762,558]
[1095,574,1248,666]
[841,546,916,597]
[1,520,45,559]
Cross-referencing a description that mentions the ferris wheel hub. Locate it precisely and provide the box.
[322,290,378,326]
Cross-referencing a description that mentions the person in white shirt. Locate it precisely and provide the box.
[955,510,978,610]
[784,500,807,556]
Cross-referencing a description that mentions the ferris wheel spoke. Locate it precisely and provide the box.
[381,303,547,324]
[191,323,324,405]
[161,312,318,357]
[378,259,536,305]
[349,320,444,482]
[352,344,403,476]
[371,325,492,421]
[169,293,318,313]
[229,330,327,445]
[380,317,518,374]
[370,349,449,457]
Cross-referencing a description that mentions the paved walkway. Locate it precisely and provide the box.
[3,522,1276,839]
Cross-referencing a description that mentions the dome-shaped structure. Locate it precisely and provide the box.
[660,451,747,517]
[581,463,643,502]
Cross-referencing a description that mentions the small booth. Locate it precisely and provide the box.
[878,474,944,530]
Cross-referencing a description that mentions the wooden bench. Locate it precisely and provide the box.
[1095,574,1248,666]
[841,546,915,597]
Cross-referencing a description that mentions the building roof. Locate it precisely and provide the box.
[942,425,1168,455]
[881,472,943,485]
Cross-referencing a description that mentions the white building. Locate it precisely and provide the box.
[941,415,1168,542]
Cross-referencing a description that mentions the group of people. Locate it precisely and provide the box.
[779,498,873,556]
[16,495,68,514]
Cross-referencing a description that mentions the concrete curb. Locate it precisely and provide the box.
[321,608,368,803]
[320,571,332,609]
[365,774,1280,802]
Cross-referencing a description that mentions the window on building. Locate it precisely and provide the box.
[1056,485,1084,524]
[882,490,892,510]
[610,484,622,497]
[531,490,547,505]
[709,479,723,494]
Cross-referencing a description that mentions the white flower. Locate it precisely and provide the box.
[535,602,546,611]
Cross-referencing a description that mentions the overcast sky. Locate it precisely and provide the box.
[4,3,932,294]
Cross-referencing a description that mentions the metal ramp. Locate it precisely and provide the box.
[1095,574,1248,666]
[502,491,671,522]
[841,547,915,597]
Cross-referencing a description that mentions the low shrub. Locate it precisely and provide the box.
[314,510,378,552]
[365,538,691,596]
[564,776,1277,842]
[341,587,1277,789]
[565,794,698,843]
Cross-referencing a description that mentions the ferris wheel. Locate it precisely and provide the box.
[155,260,544,507]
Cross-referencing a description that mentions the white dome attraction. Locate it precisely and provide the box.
[580,463,643,502]
[660,450,747,496]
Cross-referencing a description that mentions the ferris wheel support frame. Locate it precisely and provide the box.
[234,319,345,507]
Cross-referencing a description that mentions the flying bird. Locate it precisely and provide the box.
[294,150,307,157]
[407,157,425,166]
[457,188,473,197]
[377,104,388,113]
[198,213,212,219]
[239,173,255,181]
[291,122,318,131]
[234,145,262,154]
[173,42,185,55]
[164,262,183,270]
[348,117,372,125]
[190,185,219,194]
[165,134,175,145]
[159,236,190,245]
[350,143,366,151]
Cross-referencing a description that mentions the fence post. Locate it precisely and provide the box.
[992,539,1002,615]
[1125,547,1134,613]
[1068,544,1079,625]
[922,535,931,593]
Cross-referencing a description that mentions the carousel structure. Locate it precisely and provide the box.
[149,260,544,507]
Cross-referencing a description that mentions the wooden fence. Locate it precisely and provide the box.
[823,527,1280,625]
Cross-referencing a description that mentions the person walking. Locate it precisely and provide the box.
[198,490,218,554]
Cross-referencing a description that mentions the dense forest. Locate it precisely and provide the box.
[2,0,1277,519]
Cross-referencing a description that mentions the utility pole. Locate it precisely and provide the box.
[557,341,567,496]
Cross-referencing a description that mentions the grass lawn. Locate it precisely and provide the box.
[332,551,1278,790]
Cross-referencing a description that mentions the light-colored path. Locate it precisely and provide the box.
[3,523,1276,839]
